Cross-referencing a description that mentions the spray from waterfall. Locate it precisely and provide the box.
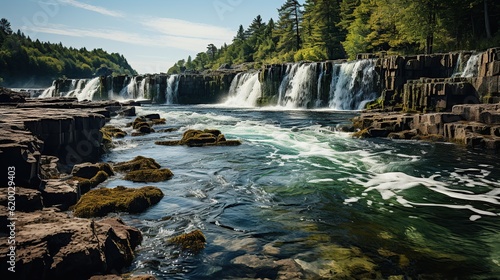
[460,53,482,78]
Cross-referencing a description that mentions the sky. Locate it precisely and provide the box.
[1,0,288,74]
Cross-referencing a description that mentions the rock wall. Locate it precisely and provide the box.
[177,72,236,104]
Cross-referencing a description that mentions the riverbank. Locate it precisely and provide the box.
[352,103,500,152]
[0,88,156,279]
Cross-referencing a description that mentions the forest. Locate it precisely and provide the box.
[0,18,136,87]
[169,0,500,74]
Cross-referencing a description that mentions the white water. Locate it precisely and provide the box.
[166,74,180,104]
[120,76,138,99]
[224,72,262,107]
[74,77,101,101]
[278,63,317,108]
[329,59,377,110]
[461,53,482,78]
[39,81,56,98]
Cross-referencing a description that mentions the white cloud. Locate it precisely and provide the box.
[58,0,125,18]
[22,24,218,52]
[142,17,234,43]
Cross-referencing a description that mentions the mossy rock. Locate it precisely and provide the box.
[73,170,110,194]
[169,229,206,254]
[114,156,161,172]
[156,128,241,147]
[352,128,371,138]
[124,168,174,183]
[101,125,128,139]
[73,186,164,218]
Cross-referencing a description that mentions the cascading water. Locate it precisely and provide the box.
[279,63,317,108]
[66,79,87,98]
[74,77,101,101]
[329,59,378,110]
[138,78,148,100]
[120,76,138,99]
[224,72,262,107]
[165,74,180,104]
[39,81,56,98]
[460,53,482,78]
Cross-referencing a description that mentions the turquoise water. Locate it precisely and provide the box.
[102,105,500,279]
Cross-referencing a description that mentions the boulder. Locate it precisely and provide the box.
[73,170,110,194]
[169,229,206,254]
[114,156,161,172]
[0,209,142,280]
[72,162,114,179]
[124,169,174,183]
[155,129,242,147]
[73,186,164,218]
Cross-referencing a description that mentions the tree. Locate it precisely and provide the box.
[275,0,303,54]
[0,18,12,35]
[206,44,218,60]
[234,25,246,42]
[302,0,345,59]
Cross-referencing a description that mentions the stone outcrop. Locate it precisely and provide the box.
[352,103,500,152]
[0,209,142,280]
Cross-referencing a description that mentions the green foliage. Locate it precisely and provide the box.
[169,0,500,73]
[0,18,136,86]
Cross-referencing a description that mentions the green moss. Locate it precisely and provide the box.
[124,168,174,183]
[73,186,164,218]
[169,229,206,254]
[74,170,110,194]
[155,129,241,147]
[114,156,161,172]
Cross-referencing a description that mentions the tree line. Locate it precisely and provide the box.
[169,0,500,73]
[0,18,136,87]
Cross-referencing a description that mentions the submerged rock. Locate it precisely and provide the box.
[73,186,164,218]
[155,129,242,147]
[169,229,206,254]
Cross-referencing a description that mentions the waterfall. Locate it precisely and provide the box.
[120,76,138,99]
[329,59,378,110]
[74,77,101,101]
[165,74,180,104]
[460,53,482,78]
[316,63,327,107]
[40,81,56,98]
[224,72,261,107]
[66,79,87,97]
[278,63,317,108]
[138,78,148,100]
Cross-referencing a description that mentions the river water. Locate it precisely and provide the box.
[101,105,500,279]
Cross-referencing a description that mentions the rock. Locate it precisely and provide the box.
[40,155,60,179]
[114,156,161,172]
[0,187,43,212]
[155,129,242,147]
[0,87,28,103]
[169,229,206,254]
[143,113,161,120]
[72,162,114,179]
[124,169,174,183]
[73,170,110,194]
[101,126,128,139]
[41,179,80,210]
[0,209,142,280]
[119,106,136,117]
[73,186,164,218]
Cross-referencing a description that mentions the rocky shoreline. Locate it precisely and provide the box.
[352,103,500,152]
[0,88,155,279]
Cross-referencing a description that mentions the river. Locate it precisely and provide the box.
[99,105,500,279]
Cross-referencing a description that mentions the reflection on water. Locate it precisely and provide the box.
[103,105,500,279]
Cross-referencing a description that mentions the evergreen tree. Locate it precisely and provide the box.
[0,18,12,35]
[275,0,303,54]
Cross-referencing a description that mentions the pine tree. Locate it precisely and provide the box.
[275,0,303,54]
[0,18,12,35]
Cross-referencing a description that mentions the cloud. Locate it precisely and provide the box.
[58,0,125,18]
[142,17,234,43]
[22,24,218,52]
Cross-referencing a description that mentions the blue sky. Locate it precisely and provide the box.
[2,0,291,74]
